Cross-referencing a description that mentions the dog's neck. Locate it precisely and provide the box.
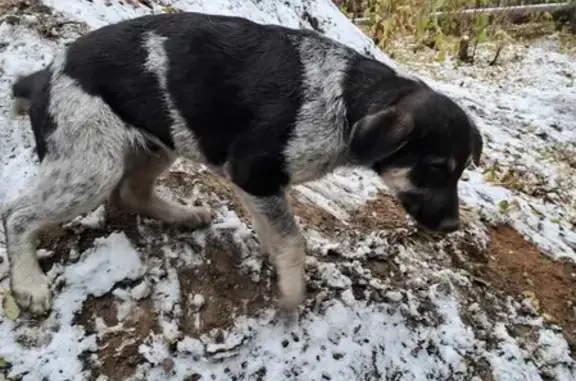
[339,56,422,171]
[343,56,421,127]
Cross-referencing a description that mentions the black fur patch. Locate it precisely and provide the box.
[60,13,308,196]
[62,16,175,148]
[17,68,55,161]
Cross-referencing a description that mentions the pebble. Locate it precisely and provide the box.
[369,290,383,303]
[131,281,151,300]
[191,294,205,311]
[305,256,318,269]
[383,291,403,303]
[162,358,174,375]
[368,278,385,290]
[340,289,356,305]
[468,302,480,312]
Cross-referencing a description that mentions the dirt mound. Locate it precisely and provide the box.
[485,225,576,349]
[348,191,410,231]
[450,222,576,356]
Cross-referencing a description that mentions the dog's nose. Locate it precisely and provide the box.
[436,218,459,233]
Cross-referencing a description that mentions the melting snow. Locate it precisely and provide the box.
[0,0,575,380]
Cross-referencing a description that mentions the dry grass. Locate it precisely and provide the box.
[335,0,576,62]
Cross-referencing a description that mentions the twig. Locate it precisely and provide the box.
[489,45,503,65]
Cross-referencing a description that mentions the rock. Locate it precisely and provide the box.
[305,256,319,270]
[383,291,403,303]
[191,294,205,312]
[131,281,151,300]
[162,358,175,375]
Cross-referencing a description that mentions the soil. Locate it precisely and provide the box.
[347,191,410,231]
[74,294,160,381]
[449,222,576,357]
[484,225,576,350]
[36,205,141,273]
[179,237,270,337]
[162,168,353,235]
[15,167,576,379]
[0,0,51,18]
[161,169,243,217]
[344,191,576,356]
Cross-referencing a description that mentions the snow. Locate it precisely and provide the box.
[0,0,575,380]
[133,294,480,381]
[0,233,142,381]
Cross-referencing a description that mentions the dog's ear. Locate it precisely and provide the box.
[470,124,483,166]
[348,108,413,164]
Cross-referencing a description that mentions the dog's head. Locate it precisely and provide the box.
[348,88,483,233]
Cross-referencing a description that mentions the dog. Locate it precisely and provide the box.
[3,11,483,317]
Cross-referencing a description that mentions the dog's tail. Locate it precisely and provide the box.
[11,69,48,116]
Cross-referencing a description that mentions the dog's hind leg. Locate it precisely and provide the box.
[2,141,126,316]
[111,149,212,228]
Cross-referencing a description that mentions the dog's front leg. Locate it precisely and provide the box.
[234,188,306,311]
[233,185,274,257]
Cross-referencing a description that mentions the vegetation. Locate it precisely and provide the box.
[334,0,576,63]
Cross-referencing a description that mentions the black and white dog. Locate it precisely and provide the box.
[4,11,482,316]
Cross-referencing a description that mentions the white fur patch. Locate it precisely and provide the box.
[49,67,148,154]
[380,167,415,194]
[284,36,352,184]
[143,32,206,163]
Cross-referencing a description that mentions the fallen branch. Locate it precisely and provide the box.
[433,2,576,23]
[353,2,576,26]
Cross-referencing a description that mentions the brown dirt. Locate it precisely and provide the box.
[348,191,410,231]
[34,205,157,380]
[75,295,160,381]
[484,225,576,347]
[293,189,410,241]
[0,0,51,17]
[162,169,357,236]
[36,205,141,273]
[346,191,576,356]
[179,237,270,337]
[343,190,413,287]
[289,190,350,235]
[453,223,576,356]
[365,257,405,285]
[161,169,242,215]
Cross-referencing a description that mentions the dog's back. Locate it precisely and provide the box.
[50,13,328,168]
[12,13,320,163]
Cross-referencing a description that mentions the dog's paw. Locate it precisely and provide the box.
[11,271,52,316]
[179,206,212,228]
